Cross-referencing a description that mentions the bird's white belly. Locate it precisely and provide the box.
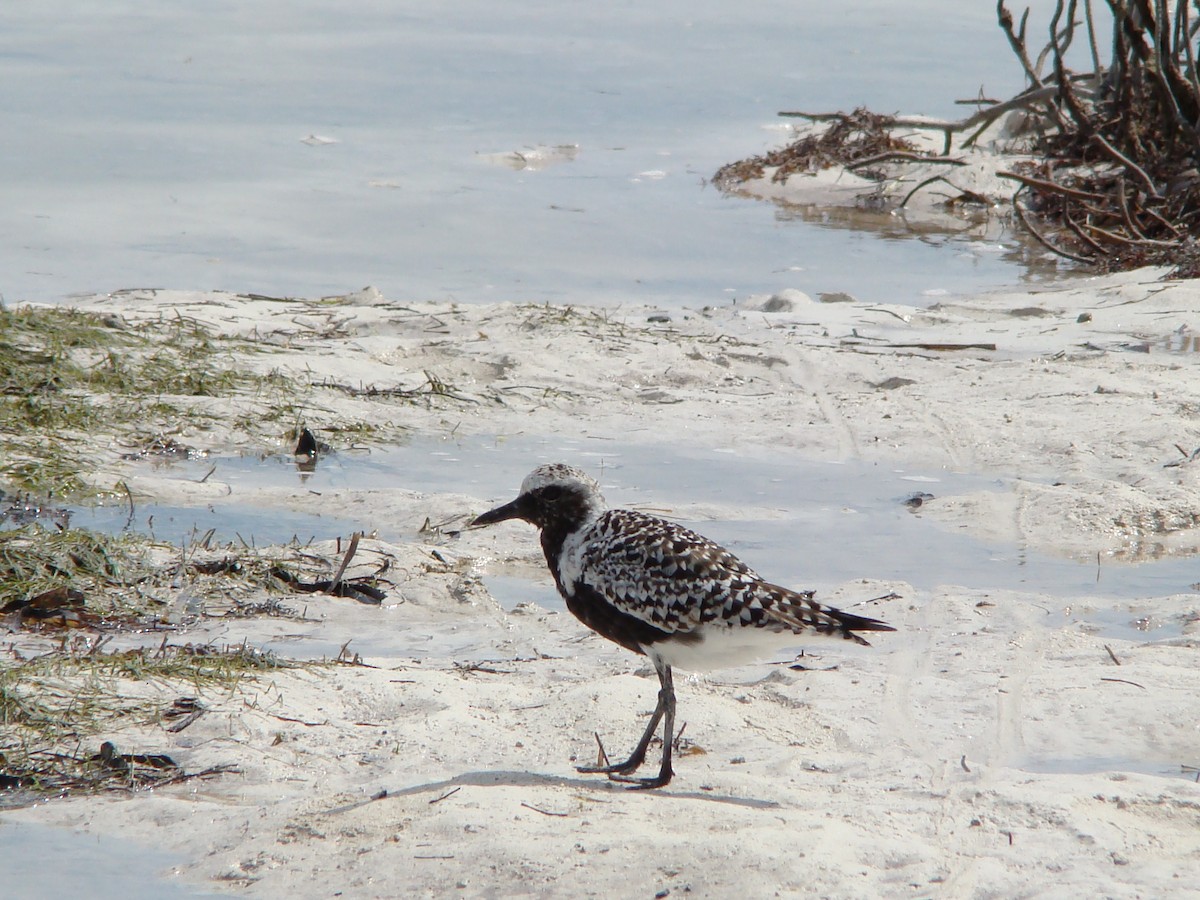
[643,623,813,673]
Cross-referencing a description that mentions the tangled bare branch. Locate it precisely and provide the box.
[1000,0,1200,274]
[714,0,1200,277]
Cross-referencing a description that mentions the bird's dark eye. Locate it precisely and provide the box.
[540,485,564,502]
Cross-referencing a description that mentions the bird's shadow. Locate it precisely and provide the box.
[323,769,781,814]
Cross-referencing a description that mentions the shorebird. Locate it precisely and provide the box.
[470,463,894,789]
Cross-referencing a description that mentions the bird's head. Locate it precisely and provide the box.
[471,463,605,531]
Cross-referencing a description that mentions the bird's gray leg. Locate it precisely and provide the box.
[611,662,675,789]
[578,660,676,789]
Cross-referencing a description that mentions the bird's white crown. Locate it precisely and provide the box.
[520,463,604,502]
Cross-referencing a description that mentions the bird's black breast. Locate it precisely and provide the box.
[540,521,677,655]
[560,580,677,656]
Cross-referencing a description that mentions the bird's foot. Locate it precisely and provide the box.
[608,767,673,790]
[575,732,646,777]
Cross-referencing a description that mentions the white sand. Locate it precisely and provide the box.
[4,267,1200,897]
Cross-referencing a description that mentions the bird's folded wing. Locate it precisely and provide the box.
[578,509,763,634]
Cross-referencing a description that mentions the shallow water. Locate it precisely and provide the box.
[1017,756,1195,779]
[3,0,1078,311]
[93,434,1200,619]
[0,821,216,899]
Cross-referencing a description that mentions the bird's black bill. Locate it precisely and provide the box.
[470,497,524,527]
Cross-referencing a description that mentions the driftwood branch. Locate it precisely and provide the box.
[845,151,968,170]
[997,170,1106,202]
[780,80,1088,154]
[999,0,1048,88]
[1091,132,1160,197]
[1012,187,1095,262]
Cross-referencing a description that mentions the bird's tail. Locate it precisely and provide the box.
[761,586,896,646]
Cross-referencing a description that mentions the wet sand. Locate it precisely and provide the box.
[4,270,1200,897]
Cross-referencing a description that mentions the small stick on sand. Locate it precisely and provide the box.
[329,532,361,595]
[429,786,461,805]
[1100,677,1146,689]
[520,802,569,817]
